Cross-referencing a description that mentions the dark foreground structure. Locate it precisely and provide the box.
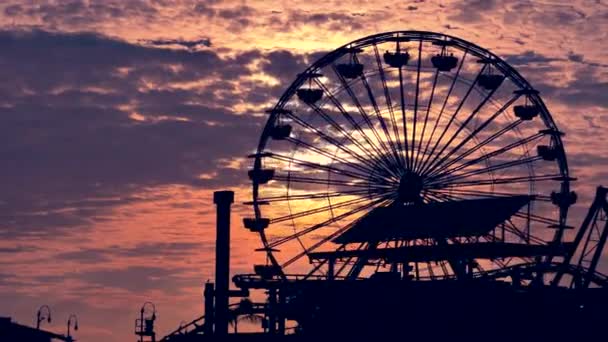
[0,316,70,342]
[139,31,608,342]
[154,188,608,342]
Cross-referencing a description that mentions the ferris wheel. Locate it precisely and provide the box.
[245,31,575,281]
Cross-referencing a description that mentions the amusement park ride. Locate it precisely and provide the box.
[137,31,608,341]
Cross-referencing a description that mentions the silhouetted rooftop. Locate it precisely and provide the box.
[334,195,532,243]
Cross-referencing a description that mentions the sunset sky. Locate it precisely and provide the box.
[1,1,608,341]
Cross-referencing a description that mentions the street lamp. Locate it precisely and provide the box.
[137,302,156,342]
[66,314,78,341]
[36,305,52,329]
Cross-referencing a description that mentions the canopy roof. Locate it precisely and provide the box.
[334,196,532,244]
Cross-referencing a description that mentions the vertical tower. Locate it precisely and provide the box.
[213,190,234,336]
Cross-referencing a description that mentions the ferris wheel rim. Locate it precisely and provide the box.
[249,30,571,278]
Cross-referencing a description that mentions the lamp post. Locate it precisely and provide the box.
[36,305,52,329]
[66,314,78,341]
[138,301,156,342]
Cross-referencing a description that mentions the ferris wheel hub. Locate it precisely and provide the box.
[398,171,423,204]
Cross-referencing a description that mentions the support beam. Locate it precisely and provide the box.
[553,186,608,287]
[203,282,214,335]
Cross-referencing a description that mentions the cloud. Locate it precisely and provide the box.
[284,11,365,31]
[142,38,212,50]
[447,0,499,23]
[0,29,307,237]
[57,242,204,263]
[504,50,562,66]
[71,265,193,293]
[258,50,308,84]
[534,66,608,108]
[2,1,159,28]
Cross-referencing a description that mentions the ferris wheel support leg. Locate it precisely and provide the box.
[347,242,378,279]
[203,282,214,335]
[268,287,277,335]
[582,202,608,288]
[277,290,286,335]
[552,186,607,286]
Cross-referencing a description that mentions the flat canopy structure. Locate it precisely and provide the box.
[333,195,532,244]
[309,242,574,263]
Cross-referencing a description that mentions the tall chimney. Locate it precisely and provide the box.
[213,190,234,336]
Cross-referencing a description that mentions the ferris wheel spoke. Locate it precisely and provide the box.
[305,261,325,278]
[427,156,542,186]
[302,243,356,278]
[410,40,423,169]
[286,106,394,178]
[355,53,404,170]
[284,112,394,176]
[306,104,393,172]
[253,188,382,203]
[513,212,557,226]
[270,195,384,224]
[421,85,505,177]
[282,198,394,268]
[427,188,551,201]
[275,174,392,189]
[398,62,411,168]
[266,195,393,249]
[285,136,379,176]
[268,195,392,250]
[427,120,524,178]
[332,76,399,173]
[428,174,564,189]
[335,242,368,277]
[424,94,521,177]
[373,44,406,167]
[265,152,392,184]
[314,78,400,176]
[413,68,440,172]
[424,191,453,203]
[322,70,400,174]
[427,131,542,180]
[504,219,545,244]
[418,63,490,176]
[416,50,469,174]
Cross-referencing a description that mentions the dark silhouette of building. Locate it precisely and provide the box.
[149,30,608,342]
[0,316,70,342]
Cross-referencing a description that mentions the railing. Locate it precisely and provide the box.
[160,302,267,341]
[474,261,608,287]
[163,263,607,341]
[233,263,608,287]
[159,315,206,341]
[233,273,362,287]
